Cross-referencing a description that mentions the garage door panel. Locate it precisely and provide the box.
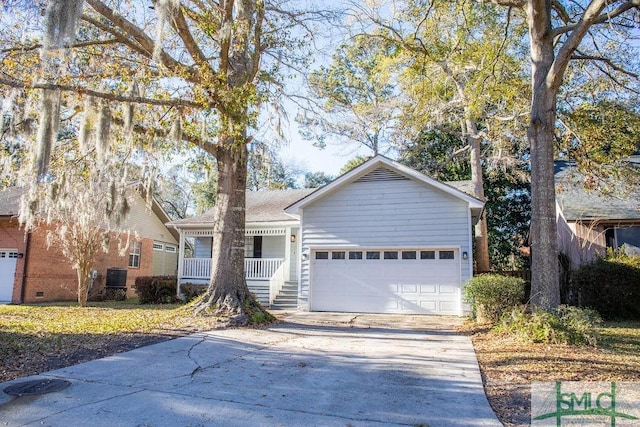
[440,301,457,312]
[420,284,436,293]
[402,284,417,293]
[310,248,460,315]
[420,301,437,311]
[439,285,457,294]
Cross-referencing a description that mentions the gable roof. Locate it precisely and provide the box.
[555,159,640,222]
[0,185,179,241]
[285,155,485,216]
[168,188,315,228]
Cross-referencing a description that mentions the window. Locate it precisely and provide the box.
[402,251,417,260]
[153,243,163,251]
[332,251,346,260]
[349,251,363,260]
[439,250,455,260]
[165,245,177,253]
[366,251,380,260]
[420,250,435,260]
[253,236,263,258]
[129,241,141,268]
[315,251,329,260]
[384,251,398,260]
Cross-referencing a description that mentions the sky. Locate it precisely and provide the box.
[279,127,372,177]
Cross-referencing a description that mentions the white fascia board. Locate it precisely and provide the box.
[246,220,300,228]
[168,220,300,232]
[166,223,213,230]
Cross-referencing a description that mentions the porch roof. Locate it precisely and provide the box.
[168,188,314,228]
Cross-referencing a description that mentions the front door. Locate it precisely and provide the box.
[0,249,18,301]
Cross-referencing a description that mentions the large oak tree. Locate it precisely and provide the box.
[476,0,640,309]
[0,0,330,321]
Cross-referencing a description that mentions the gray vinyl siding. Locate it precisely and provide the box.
[299,178,473,306]
[194,237,212,258]
[262,235,285,258]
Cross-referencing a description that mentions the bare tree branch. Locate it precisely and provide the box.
[0,76,206,109]
[162,0,215,75]
[475,0,526,7]
[572,52,640,79]
[550,0,609,91]
[551,0,640,38]
[85,0,183,71]
[1,38,119,54]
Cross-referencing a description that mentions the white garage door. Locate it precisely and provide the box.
[310,248,460,315]
[0,249,18,302]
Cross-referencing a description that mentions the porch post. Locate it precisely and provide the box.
[176,230,185,296]
[284,227,292,282]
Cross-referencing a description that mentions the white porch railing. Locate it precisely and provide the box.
[245,258,285,280]
[183,258,212,279]
[269,262,286,305]
[181,257,284,281]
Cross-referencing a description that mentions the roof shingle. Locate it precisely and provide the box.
[555,160,640,221]
[169,188,315,227]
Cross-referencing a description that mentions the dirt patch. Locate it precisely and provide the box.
[462,321,640,426]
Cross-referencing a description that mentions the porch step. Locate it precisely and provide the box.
[271,281,299,310]
[247,281,270,306]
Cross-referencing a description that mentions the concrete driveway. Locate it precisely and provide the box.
[0,312,500,426]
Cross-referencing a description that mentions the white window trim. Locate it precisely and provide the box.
[129,241,142,268]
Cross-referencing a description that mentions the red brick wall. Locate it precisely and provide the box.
[0,220,157,303]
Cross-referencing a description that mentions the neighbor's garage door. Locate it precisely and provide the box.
[0,249,18,301]
[310,249,460,315]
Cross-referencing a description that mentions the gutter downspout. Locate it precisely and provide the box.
[19,231,31,304]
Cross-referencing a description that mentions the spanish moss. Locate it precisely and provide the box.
[34,88,61,180]
[95,101,111,165]
[123,80,139,141]
[169,116,182,142]
[42,0,84,51]
[153,0,179,63]
[78,96,97,153]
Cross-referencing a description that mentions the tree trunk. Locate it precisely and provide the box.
[76,265,90,307]
[466,117,490,273]
[526,0,561,310]
[193,142,270,324]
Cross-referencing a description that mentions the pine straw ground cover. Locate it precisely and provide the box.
[2,302,639,426]
[460,321,640,426]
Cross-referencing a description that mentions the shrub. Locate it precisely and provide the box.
[568,250,640,320]
[497,305,602,345]
[135,276,179,304]
[180,283,207,303]
[463,274,526,323]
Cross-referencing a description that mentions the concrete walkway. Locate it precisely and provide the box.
[0,313,501,427]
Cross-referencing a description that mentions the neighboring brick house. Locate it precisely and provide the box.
[0,186,179,303]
